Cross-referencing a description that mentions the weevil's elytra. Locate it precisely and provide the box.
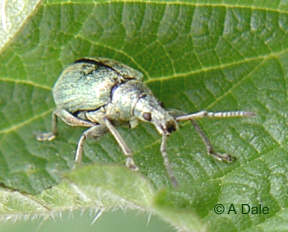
[37,57,255,187]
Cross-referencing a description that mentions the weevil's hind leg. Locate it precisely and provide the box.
[161,134,178,187]
[36,110,58,141]
[36,109,95,142]
[190,120,234,162]
[75,124,107,164]
[104,118,139,171]
[56,109,95,127]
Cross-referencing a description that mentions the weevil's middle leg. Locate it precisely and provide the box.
[75,124,107,164]
[104,118,138,171]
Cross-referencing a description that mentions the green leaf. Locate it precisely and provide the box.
[0,0,41,50]
[1,0,288,231]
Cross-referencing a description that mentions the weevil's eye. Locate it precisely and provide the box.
[143,112,152,121]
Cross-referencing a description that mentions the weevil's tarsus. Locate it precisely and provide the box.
[36,132,56,141]
[36,110,58,141]
[104,118,139,171]
[75,124,107,165]
[161,134,178,187]
[190,120,235,162]
[176,110,255,121]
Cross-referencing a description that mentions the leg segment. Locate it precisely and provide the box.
[161,134,178,187]
[36,109,95,141]
[75,124,107,164]
[104,118,138,171]
[36,110,58,141]
[175,110,255,162]
[55,109,95,127]
[190,120,234,162]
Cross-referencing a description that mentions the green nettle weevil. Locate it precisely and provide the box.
[37,57,255,187]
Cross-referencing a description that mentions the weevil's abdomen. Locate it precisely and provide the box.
[52,58,143,113]
[53,62,117,113]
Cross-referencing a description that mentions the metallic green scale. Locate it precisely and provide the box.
[53,58,143,113]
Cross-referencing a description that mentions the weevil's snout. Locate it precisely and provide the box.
[149,113,178,136]
[156,118,177,136]
[164,120,177,134]
[133,96,178,136]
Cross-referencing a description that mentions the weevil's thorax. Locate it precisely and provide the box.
[106,80,178,135]
[105,80,144,123]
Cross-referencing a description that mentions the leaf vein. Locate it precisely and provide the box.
[0,78,51,91]
[0,109,53,135]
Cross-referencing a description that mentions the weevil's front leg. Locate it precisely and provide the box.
[190,120,234,162]
[36,109,95,142]
[75,124,107,164]
[104,118,139,171]
[175,110,255,162]
[161,134,178,187]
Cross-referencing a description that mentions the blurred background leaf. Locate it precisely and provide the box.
[0,209,175,232]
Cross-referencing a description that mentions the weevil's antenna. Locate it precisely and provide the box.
[161,134,178,187]
[176,111,255,121]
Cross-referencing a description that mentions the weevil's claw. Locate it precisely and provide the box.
[36,132,56,141]
[126,157,139,171]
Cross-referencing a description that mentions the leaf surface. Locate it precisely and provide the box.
[0,0,288,231]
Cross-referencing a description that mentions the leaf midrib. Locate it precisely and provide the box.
[0,52,258,135]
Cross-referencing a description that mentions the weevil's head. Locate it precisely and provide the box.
[133,94,178,136]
